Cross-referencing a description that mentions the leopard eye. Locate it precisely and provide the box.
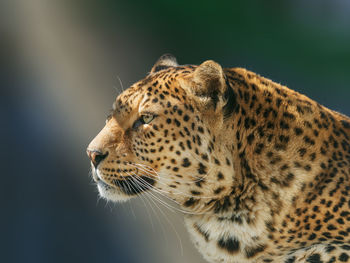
[132,114,156,130]
[142,114,154,124]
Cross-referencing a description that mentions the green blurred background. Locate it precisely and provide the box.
[1,0,349,262]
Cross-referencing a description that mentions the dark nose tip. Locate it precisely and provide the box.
[86,149,108,168]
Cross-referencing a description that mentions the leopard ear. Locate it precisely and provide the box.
[192,60,226,101]
[150,54,178,74]
[186,60,236,117]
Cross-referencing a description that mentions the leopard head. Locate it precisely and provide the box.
[87,55,237,211]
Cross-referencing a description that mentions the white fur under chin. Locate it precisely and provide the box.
[97,183,132,203]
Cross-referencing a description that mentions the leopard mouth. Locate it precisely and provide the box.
[110,176,155,195]
[94,172,155,196]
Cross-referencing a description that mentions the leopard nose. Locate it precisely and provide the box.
[86,149,108,168]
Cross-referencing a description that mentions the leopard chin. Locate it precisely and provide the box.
[96,180,133,203]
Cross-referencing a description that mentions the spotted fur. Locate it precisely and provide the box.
[87,54,350,262]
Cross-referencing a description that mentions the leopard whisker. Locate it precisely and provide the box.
[139,171,223,200]
[142,189,184,256]
[130,162,219,185]
[129,164,221,198]
[123,172,156,231]
[131,174,210,215]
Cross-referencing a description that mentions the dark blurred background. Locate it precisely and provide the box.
[1,0,349,262]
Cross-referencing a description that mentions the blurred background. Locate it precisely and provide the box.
[1,0,349,262]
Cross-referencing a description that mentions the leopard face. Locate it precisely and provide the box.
[87,55,236,209]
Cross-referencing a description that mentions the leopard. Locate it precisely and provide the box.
[87,54,350,263]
